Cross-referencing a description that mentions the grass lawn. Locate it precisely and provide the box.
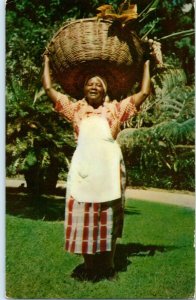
[6,194,195,299]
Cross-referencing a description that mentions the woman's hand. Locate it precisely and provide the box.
[42,52,61,103]
[43,53,50,64]
[143,38,163,67]
[148,39,163,66]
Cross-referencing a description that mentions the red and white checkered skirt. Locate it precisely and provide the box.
[64,159,126,254]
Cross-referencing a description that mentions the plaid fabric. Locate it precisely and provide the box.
[65,197,124,254]
[65,159,126,254]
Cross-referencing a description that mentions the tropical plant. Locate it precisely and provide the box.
[118,66,195,190]
[6,90,75,194]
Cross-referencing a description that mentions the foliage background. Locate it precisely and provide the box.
[6,0,195,193]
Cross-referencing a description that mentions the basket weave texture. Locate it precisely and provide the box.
[47,18,144,99]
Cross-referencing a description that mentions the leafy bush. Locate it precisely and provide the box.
[125,141,195,191]
[118,67,195,191]
[6,94,75,193]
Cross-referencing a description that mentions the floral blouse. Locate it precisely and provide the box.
[54,93,138,140]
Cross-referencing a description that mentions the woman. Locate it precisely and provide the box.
[42,41,162,281]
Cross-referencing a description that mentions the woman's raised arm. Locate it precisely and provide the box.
[133,40,163,109]
[42,55,76,122]
[133,59,151,109]
[42,54,62,103]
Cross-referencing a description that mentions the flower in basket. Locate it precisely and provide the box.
[97,1,138,26]
[96,5,118,19]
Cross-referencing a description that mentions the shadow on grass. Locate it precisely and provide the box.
[71,243,177,282]
[6,187,66,221]
[114,243,177,272]
[6,187,142,221]
[124,206,141,215]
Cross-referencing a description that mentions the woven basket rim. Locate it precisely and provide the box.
[50,17,114,42]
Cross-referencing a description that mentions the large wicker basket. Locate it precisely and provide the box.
[46,17,145,99]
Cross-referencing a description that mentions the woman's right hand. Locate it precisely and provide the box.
[148,39,163,67]
[43,54,50,64]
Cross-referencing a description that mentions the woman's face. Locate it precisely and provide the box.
[84,77,105,108]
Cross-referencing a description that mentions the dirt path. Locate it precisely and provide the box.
[125,188,195,209]
[6,178,195,209]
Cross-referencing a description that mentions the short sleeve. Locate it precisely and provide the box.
[115,95,139,123]
[54,92,76,122]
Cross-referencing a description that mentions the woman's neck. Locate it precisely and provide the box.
[85,98,104,109]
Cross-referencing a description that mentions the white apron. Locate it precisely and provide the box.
[67,116,122,203]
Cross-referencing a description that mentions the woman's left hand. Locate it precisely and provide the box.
[148,39,163,67]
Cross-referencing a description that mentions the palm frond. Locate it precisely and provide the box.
[152,68,187,94]
[141,19,159,39]
[158,29,194,41]
[154,118,195,144]
[33,88,46,104]
[139,0,160,22]
[118,117,194,150]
